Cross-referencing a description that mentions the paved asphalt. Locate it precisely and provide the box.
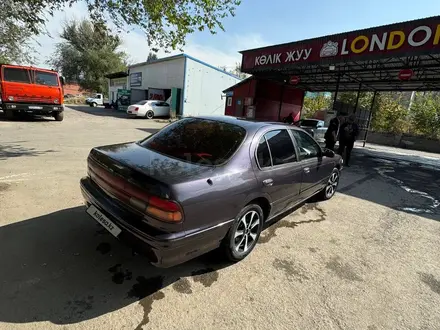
[0,106,439,330]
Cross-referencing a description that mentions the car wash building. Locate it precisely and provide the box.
[225,15,440,139]
[108,54,241,116]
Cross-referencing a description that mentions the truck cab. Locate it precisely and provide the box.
[0,64,65,121]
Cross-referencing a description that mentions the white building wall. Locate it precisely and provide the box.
[128,57,185,90]
[183,57,241,116]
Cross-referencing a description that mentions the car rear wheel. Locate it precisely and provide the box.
[146,110,154,119]
[222,204,263,262]
[318,168,339,200]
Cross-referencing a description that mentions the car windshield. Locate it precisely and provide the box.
[35,71,59,86]
[300,120,319,127]
[139,118,246,165]
[135,100,148,105]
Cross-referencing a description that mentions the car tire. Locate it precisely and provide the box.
[318,168,340,200]
[92,102,97,107]
[146,110,154,119]
[222,204,264,262]
[54,111,64,122]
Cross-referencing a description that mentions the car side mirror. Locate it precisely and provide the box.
[59,76,65,85]
[323,148,335,158]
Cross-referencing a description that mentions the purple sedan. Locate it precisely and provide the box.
[80,116,343,267]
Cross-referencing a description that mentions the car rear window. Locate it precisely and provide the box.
[35,71,58,86]
[3,67,31,83]
[139,118,246,165]
[300,120,319,127]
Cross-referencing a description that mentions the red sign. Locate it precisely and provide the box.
[241,16,440,72]
[398,69,414,80]
[289,76,300,85]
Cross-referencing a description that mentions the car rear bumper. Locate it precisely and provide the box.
[3,103,63,114]
[80,176,232,267]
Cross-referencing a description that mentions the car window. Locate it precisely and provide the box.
[291,130,322,160]
[35,71,58,86]
[300,119,319,127]
[139,118,246,165]
[136,100,148,105]
[256,136,271,168]
[264,130,297,166]
[163,103,169,107]
[3,67,31,83]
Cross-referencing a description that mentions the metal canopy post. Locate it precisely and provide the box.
[363,91,377,147]
[332,74,341,113]
[277,83,285,121]
[353,82,362,113]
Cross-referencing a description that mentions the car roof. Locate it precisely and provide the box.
[194,116,304,133]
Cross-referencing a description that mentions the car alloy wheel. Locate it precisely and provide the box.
[146,110,154,119]
[233,210,261,253]
[325,170,339,198]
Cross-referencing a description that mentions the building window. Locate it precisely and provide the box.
[227,97,232,107]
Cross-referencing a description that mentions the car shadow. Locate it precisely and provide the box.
[0,206,232,326]
[0,113,54,122]
[66,105,130,119]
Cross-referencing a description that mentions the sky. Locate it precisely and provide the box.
[33,0,440,70]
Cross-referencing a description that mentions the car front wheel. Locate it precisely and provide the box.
[318,168,340,200]
[222,204,263,262]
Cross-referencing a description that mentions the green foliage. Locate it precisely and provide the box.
[371,93,409,133]
[6,0,241,51]
[409,92,440,139]
[50,19,127,93]
[0,1,34,64]
[302,94,331,118]
[147,52,159,63]
[339,91,374,109]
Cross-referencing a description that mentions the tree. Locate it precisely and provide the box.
[0,1,34,63]
[302,94,331,118]
[50,19,126,93]
[409,92,440,138]
[6,0,241,51]
[371,93,409,133]
[338,91,374,110]
[147,52,158,63]
[232,62,248,79]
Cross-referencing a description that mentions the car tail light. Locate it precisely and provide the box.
[134,107,139,112]
[88,159,183,223]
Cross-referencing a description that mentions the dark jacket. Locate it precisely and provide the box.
[339,122,359,143]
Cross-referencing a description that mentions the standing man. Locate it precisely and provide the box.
[338,114,359,167]
[324,112,345,151]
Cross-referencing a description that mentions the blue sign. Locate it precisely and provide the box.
[130,72,142,87]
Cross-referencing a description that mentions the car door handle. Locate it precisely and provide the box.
[262,179,273,186]
[304,167,310,174]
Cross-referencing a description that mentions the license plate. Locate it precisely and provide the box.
[28,106,43,110]
[86,205,122,237]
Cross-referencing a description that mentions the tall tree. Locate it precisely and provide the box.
[5,0,241,51]
[0,1,34,63]
[302,94,331,118]
[50,19,126,93]
[147,52,159,63]
[409,92,440,138]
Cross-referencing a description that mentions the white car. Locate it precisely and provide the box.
[126,100,170,119]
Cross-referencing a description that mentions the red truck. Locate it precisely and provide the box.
[0,64,65,121]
